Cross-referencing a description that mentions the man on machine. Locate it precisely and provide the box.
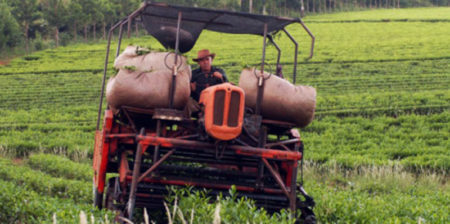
[190,49,228,101]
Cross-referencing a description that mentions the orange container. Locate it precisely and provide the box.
[199,83,245,141]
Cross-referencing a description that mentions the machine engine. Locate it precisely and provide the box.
[199,83,245,141]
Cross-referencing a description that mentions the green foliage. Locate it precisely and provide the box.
[0,179,113,223]
[166,186,295,224]
[305,7,450,22]
[27,153,92,181]
[302,112,450,170]
[305,164,449,223]
[0,0,21,50]
[0,158,91,203]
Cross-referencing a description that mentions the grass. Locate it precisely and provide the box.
[0,153,447,223]
[305,7,450,22]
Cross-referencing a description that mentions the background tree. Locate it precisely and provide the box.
[40,0,70,47]
[9,0,41,53]
[0,0,21,51]
[99,0,116,39]
[68,0,83,41]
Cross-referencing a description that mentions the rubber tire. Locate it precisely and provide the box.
[105,177,118,210]
[93,188,104,209]
[298,208,316,224]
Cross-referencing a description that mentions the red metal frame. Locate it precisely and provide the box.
[94,107,308,217]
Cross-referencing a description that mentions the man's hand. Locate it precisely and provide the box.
[212,71,224,81]
[190,82,196,91]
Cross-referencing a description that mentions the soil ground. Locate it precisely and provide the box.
[0,60,10,66]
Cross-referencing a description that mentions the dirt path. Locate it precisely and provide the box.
[0,59,10,66]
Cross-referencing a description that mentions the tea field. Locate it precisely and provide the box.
[0,7,448,223]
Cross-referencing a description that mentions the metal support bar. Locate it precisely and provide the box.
[289,161,299,211]
[268,35,281,71]
[299,142,304,185]
[256,126,267,189]
[264,138,300,148]
[153,120,162,163]
[96,19,126,130]
[138,149,175,182]
[127,129,145,219]
[260,23,268,75]
[122,109,137,132]
[282,28,298,84]
[255,23,268,115]
[96,3,148,130]
[116,21,126,58]
[136,135,302,160]
[298,20,315,59]
[262,158,290,199]
[169,12,182,108]
[127,3,148,38]
[130,176,284,195]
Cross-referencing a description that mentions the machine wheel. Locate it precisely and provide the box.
[298,208,316,224]
[104,177,117,210]
[93,187,103,209]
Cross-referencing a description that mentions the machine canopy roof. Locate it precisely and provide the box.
[141,3,300,53]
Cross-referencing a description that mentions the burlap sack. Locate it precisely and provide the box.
[114,46,186,72]
[106,46,191,112]
[238,68,316,127]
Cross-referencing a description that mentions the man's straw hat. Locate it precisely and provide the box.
[193,49,215,62]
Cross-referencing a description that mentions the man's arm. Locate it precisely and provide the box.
[212,68,228,82]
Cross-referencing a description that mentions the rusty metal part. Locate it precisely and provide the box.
[116,20,127,58]
[262,158,290,198]
[299,19,315,58]
[127,3,148,38]
[169,12,182,108]
[268,35,281,71]
[96,18,126,131]
[122,109,137,132]
[282,28,298,84]
[153,120,162,163]
[265,138,300,148]
[136,135,302,161]
[126,129,145,219]
[138,149,175,182]
[256,126,267,189]
[152,108,185,121]
[255,24,268,116]
[289,161,299,211]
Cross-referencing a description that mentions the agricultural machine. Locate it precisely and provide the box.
[93,1,316,223]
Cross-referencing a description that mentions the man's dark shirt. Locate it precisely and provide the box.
[190,66,228,101]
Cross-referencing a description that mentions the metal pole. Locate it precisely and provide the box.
[116,21,127,58]
[127,19,132,38]
[169,12,182,108]
[255,24,268,116]
[127,129,145,220]
[96,3,148,130]
[153,120,161,163]
[282,28,298,84]
[138,149,175,182]
[262,158,290,198]
[127,3,147,38]
[260,23,268,75]
[268,35,281,75]
[298,20,315,59]
[289,161,299,211]
[96,20,124,131]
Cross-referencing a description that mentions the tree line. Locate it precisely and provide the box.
[1,0,448,54]
[1,0,141,54]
